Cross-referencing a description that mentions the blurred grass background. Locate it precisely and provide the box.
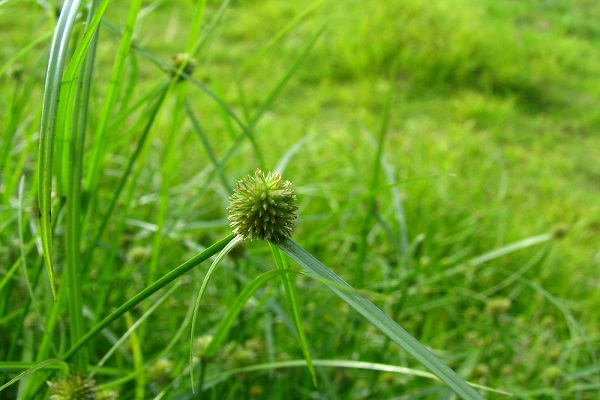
[1,0,599,398]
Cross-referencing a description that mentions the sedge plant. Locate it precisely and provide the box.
[2,168,493,398]
[187,168,487,399]
[7,1,591,398]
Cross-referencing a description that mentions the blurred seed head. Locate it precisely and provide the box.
[551,223,569,240]
[48,374,96,400]
[147,358,174,385]
[194,335,214,360]
[485,297,512,318]
[167,53,197,81]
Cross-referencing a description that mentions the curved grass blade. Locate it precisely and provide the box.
[37,0,82,301]
[428,233,553,284]
[203,359,512,397]
[274,136,309,175]
[204,269,300,359]
[189,235,244,392]
[0,359,69,393]
[277,239,484,400]
[62,0,111,82]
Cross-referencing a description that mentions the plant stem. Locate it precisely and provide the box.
[62,234,234,361]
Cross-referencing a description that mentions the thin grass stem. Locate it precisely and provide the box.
[269,243,317,385]
[63,234,234,361]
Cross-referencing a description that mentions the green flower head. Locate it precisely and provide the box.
[48,374,96,400]
[228,169,298,242]
[167,52,197,81]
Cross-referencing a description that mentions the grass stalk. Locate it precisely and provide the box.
[124,312,145,400]
[185,0,207,53]
[202,359,511,396]
[84,0,142,197]
[63,234,234,361]
[185,100,231,191]
[201,27,324,188]
[203,268,299,359]
[84,82,170,263]
[269,242,317,385]
[62,0,103,371]
[353,62,395,286]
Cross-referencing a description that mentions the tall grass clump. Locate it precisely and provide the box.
[1,0,599,399]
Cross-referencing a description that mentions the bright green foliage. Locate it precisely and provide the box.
[0,0,598,399]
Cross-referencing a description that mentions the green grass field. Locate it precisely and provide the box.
[1,0,599,398]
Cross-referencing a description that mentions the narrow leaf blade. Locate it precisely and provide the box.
[277,239,484,400]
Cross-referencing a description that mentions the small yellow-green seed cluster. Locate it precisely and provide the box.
[167,53,197,81]
[228,169,298,242]
[148,358,174,385]
[48,374,96,400]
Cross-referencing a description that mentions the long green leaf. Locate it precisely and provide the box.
[0,359,69,393]
[37,0,82,301]
[203,359,512,396]
[277,239,484,400]
[62,0,105,371]
[62,0,111,82]
[37,0,111,301]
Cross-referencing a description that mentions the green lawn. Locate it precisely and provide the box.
[1,0,599,398]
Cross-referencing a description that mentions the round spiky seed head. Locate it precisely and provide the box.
[48,374,97,400]
[228,169,298,242]
[167,53,197,81]
[148,358,174,385]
